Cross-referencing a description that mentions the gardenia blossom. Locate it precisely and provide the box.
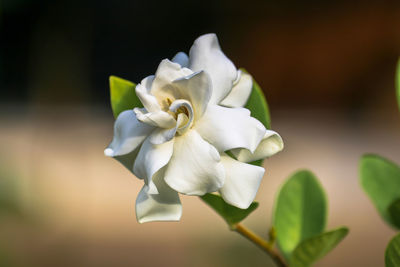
[104,33,284,223]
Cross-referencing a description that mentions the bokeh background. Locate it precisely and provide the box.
[1,0,400,266]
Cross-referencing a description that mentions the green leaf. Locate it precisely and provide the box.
[273,170,327,259]
[109,75,142,118]
[388,198,400,230]
[200,193,258,228]
[242,69,271,129]
[386,233,400,267]
[396,59,400,111]
[290,227,349,267]
[249,159,263,167]
[360,154,400,228]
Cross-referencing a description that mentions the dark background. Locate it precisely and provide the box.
[2,0,400,110]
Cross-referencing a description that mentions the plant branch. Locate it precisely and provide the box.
[232,223,287,267]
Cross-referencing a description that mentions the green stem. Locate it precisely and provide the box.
[232,223,287,267]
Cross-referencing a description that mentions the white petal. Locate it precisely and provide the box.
[151,59,193,101]
[219,153,265,209]
[104,110,154,157]
[189,33,237,104]
[231,130,284,162]
[134,107,176,129]
[149,127,177,145]
[195,105,266,153]
[164,130,225,195]
[172,52,189,67]
[136,169,182,223]
[147,98,195,145]
[220,71,253,108]
[135,81,161,113]
[175,113,190,134]
[133,137,174,194]
[140,75,155,92]
[172,71,212,120]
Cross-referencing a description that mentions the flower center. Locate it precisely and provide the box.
[176,105,189,117]
[168,99,194,135]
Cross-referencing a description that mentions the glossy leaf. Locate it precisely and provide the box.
[388,198,400,230]
[396,59,400,111]
[242,69,271,130]
[360,154,400,228]
[200,193,258,228]
[109,75,142,118]
[386,233,400,267]
[290,227,349,267]
[274,170,327,259]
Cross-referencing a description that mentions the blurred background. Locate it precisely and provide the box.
[1,0,400,266]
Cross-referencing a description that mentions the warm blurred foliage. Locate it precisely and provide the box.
[1,1,400,266]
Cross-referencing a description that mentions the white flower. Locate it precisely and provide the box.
[105,33,284,223]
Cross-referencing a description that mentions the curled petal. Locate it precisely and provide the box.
[175,113,190,135]
[169,99,194,134]
[195,104,265,153]
[104,110,154,157]
[133,137,174,194]
[189,33,237,104]
[172,52,189,68]
[219,153,264,209]
[164,130,225,196]
[134,107,176,129]
[147,99,194,145]
[172,71,212,120]
[135,81,161,113]
[136,169,182,223]
[151,59,193,102]
[231,130,284,162]
[220,71,253,108]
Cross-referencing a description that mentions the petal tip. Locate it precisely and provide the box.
[136,208,183,224]
[236,202,252,210]
[159,58,181,70]
[172,52,189,67]
[104,148,114,157]
[196,33,218,43]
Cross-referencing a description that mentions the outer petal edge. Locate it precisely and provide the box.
[231,130,284,162]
